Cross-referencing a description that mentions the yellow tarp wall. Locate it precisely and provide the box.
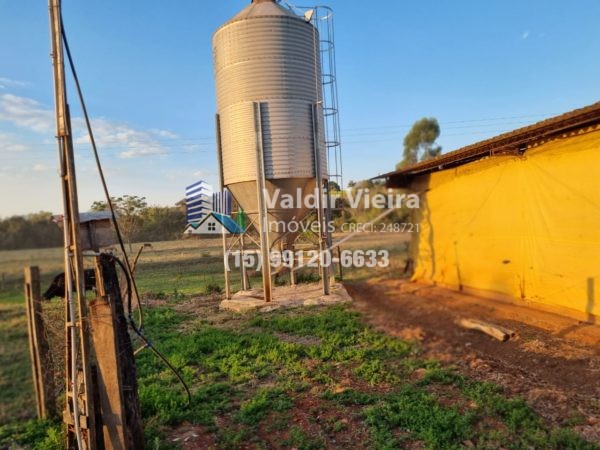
[410,126,600,318]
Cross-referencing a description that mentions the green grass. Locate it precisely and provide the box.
[284,425,326,450]
[0,303,35,424]
[0,419,64,450]
[129,304,597,449]
[364,386,474,449]
[1,236,598,449]
[0,239,228,303]
[2,302,597,449]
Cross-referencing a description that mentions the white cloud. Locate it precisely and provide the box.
[74,118,170,158]
[0,93,177,160]
[522,30,530,40]
[0,77,28,90]
[0,132,31,152]
[0,92,192,215]
[192,169,212,179]
[183,143,204,151]
[73,118,168,159]
[150,128,179,139]
[0,94,54,133]
[163,168,214,181]
[119,148,167,159]
[32,163,50,172]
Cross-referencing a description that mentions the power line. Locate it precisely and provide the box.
[0,111,559,162]
[339,129,515,146]
[0,147,215,158]
[0,128,520,162]
[0,139,216,149]
[342,112,557,132]
[0,112,556,150]
[342,121,541,137]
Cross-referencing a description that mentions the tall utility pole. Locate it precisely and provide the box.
[48,1,96,448]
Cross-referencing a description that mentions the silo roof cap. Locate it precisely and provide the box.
[226,1,301,24]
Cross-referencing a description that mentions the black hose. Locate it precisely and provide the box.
[60,19,191,407]
[112,256,192,406]
[111,255,133,314]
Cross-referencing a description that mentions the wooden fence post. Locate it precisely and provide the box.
[24,266,57,419]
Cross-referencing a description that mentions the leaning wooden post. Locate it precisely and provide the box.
[24,266,57,419]
[90,254,144,449]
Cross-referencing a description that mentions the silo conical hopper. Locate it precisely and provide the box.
[212,0,328,249]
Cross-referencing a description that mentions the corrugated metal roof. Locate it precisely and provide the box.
[52,211,115,224]
[376,101,600,185]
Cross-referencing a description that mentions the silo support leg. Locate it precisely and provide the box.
[253,102,272,303]
[240,234,249,291]
[216,113,231,300]
[312,104,330,296]
[222,233,231,299]
[290,244,297,286]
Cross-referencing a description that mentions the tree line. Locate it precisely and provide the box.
[0,197,186,251]
[0,212,63,251]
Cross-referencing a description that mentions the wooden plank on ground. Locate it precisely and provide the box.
[458,318,516,342]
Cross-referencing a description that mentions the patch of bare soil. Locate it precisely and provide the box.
[254,394,373,450]
[167,391,375,450]
[168,424,217,449]
[345,278,600,443]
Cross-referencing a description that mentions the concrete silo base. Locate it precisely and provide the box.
[219,282,351,314]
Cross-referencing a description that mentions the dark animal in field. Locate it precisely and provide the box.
[42,269,97,300]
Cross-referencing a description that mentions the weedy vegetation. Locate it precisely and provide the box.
[0,237,597,449]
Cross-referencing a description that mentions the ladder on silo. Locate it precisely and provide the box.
[282,2,344,193]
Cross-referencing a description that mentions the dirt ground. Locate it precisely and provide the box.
[346,278,600,443]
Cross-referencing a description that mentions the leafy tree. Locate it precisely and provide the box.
[331,179,408,228]
[175,198,187,211]
[91,195,148,251]
[328,181,341,192]
[136,206,185,242]
[397,117,442,169]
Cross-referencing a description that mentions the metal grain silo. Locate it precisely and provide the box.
[213,0,328,249]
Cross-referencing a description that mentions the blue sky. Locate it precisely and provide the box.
[0,0,599,216]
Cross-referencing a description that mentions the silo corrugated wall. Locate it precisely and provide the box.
[213,1,327,188]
